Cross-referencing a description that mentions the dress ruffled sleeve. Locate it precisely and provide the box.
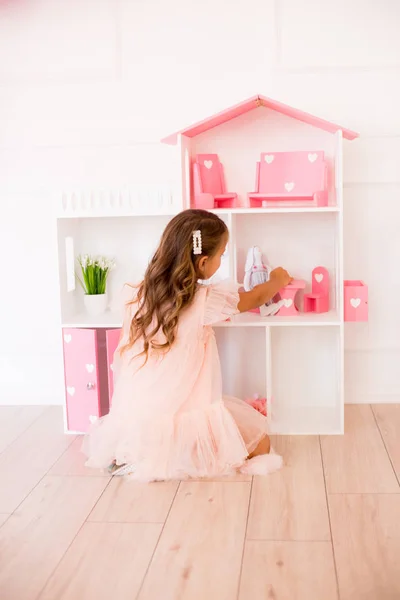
[121,283,138,330]
[203,280,240,325]
[112,284,139,379]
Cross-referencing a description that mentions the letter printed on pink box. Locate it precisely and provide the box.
[106,328,121,405]
[62,328,101,433]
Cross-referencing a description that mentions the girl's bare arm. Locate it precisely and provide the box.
[237,267,292,313]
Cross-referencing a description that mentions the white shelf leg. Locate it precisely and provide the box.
[265,326,273,430]
[338,324,345,433]
[227,212,238,283]
[335,129,344,433]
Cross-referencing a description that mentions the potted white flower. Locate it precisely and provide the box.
[77,254,115,315]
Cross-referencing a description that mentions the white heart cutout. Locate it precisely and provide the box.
[204,160,213,170]
[86,363,95,373]
[314,273,323,283]
[284,182,295,192]
[110,363,114,372]
[264,155,274,164]
[64,334,72,344]
[308,153,318,163]
[283,298,293,308]
[67,386,75,396]
[350,298,361,308]
[89,415,98,424]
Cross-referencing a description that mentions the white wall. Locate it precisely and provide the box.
[0,0,399,405]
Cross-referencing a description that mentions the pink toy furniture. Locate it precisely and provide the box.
[304,267,330,313]
[248,151,328,207]
[344,281,368,322]
[106,328,121,406]
[275,279,306,316]
[62,328,103,433]
[245,394,267,416]
[193,154,237,209]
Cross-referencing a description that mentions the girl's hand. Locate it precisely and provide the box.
[270,267,292,289]
[238,268,292,313]
[238,267,292,313]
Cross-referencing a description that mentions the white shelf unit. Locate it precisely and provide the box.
[57,97,357,435]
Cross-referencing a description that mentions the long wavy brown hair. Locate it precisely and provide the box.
[121,209,228,361]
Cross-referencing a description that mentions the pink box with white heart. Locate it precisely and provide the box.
[344,281,368,322]
[62,327,117,433]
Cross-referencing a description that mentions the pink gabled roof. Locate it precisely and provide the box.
[161,94,358,144]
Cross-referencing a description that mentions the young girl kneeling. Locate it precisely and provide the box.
[84,209,291,480]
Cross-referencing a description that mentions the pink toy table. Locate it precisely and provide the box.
[276,279,305,316]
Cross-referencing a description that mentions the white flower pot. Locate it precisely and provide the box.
[83,294,107,316]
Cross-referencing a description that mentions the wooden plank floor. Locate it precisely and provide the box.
[0,404,399,600]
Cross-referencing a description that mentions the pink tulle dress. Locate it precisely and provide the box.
[83,281,278,481]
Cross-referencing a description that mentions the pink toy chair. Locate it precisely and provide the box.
[304,267,330,313]
[245,394,267,416]
[193,154,237,209]
[248,151,328,207]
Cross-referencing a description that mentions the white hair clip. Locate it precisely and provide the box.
[193,230,202,255]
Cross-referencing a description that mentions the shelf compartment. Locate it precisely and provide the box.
[269,326,342,435]
[233,211,339,315]
[216,328,267,401]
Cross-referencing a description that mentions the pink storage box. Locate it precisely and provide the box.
[344,281,368,322]
[63,327,119,433]
[62,328,102,433]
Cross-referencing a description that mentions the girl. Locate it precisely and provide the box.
[84,209,292,480]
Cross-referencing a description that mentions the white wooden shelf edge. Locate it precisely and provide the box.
[212,206,340,215]
[57,206,340,219]
[61,310,341,329]
[57,210,181,219]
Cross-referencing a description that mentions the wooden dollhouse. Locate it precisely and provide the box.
[57,94,367,436]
